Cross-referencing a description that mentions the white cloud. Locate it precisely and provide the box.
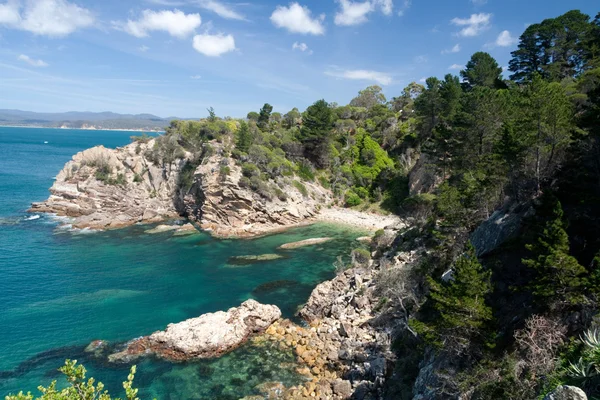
[125,9,201,38]
[373,0,393,15]
[197,0,246,21]
[325,68,392,85]
[495,30,517,47]
[419,77,427,83]
[139,45,150,52]
[0,0,94,37]
[270,3,325,35]
[192,33,235,56]
[449,64,463,70]
[0,2,20,25]
[334,0,372,26]
[397,0,411,16]
[190,75,202,79]
[18,54,48,67]
[470,0,487,4]
[441,43,461,54]
[292,41,313,54]
[451,13,491,37]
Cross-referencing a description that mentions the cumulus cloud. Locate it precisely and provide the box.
[0,0,94,37]
[325,68,392,85]
[192,33,235,56]
[197,0,246,21]
[125,9,201,38]
[18,54,48,67]
[442,43,461,54]
[334,0,372,26]
[292,41,313,54]
[373,0,393,15]
[451,13,491,37]
[495,30,517,47]
[449,64,463,70]
[270,3,325,35]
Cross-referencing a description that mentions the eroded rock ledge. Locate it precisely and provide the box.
[108,300,281,363]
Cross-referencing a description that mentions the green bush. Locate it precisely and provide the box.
[242,163,260,178]
[345,190,362,207]
[354,186,369,199]
[297,162,315,181]
[292,180,308,197]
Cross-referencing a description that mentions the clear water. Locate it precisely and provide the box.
[0,127,365,399]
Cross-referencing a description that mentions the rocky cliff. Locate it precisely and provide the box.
[30,138,331,236]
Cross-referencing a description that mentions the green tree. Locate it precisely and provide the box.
[349,85,387,109]
[414,77,442,138]
[413,243,493,351]
[6,360,139,400]
[257,103,273,131]
[246,111,259,121]
[235,121,253,153]
[283,107,301,128]
[299,99,334,168]
[391,82,425,115]
[523,200,587,304]
[460,52,504,90]
[207,107,216,122]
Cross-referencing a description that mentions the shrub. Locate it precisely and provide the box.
[242,163,260,178]
[220,166,231,177]
[345,190,362,207]
[292,180,308,197]
[354,186,369,199]
[297,161,315,181]
[133,173,143,183]
[352,248,371,266]
[318,175,331,189]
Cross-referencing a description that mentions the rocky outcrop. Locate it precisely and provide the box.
[182,143,331,237]
[278,238,333,249]
[31,138,332,236]
[470,202,534,256]
[29,140,191,229]
[543,386,587,400]
[108,300,281,363]
[408,153,442,196]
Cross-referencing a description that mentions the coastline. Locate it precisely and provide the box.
[0,125,164,133]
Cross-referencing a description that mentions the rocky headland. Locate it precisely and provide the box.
[29,138,398,237]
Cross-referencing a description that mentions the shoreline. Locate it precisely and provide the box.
[0,125,165,133]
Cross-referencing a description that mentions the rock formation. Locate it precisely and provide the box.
[30,139,332,237]
[29,140,189,229]
[109,299,281,363]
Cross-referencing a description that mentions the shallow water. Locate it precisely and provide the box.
[0,127,365,398]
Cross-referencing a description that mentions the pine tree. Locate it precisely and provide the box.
[257,103,273,131]
[522,200,587,304]
[413,243,493,351]
[299,99,333,168]
[461,52,504,90]
[235,121,252,153]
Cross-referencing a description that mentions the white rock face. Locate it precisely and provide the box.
[543,385,587,400]
[29,140,190,229]
[109,300,281,362]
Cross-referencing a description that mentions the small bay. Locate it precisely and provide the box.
[0,127,365,398]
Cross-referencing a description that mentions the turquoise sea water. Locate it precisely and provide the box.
[0,127,365,399]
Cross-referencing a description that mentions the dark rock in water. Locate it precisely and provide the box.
[84,340,110,358]
[226,254,285,266]
[251,280,298,295]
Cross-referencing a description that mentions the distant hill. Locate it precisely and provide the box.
[0,109,195,131]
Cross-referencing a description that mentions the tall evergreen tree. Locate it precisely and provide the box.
[257,103,273,131]
[523,200,587,304]
[461,52,504,90]
[235,121,252,153]
[299,99,334,168]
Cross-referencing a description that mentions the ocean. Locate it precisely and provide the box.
[0,127,365,399]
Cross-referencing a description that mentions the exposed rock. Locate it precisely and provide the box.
[408,153,442,196]
[543,385,587,400]
[29,140,190,230]
[332,379,352,398]
[470,202,534,256]
[108,300,281,363]
[278,237,333,249]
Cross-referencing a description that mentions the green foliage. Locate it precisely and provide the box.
[299,99,334,168]
[460,52,504,90]
[257,103,273,131]
[235,121,253,153]
[415,243,493,350]
[523,199,587,304]
[292,180,308,197]
[349,85,386,109]
[345,190,362,207]
[296,161,315,181]
[6,360,139,400]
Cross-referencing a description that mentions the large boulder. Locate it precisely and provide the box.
[543,385,587,400]
[470,202,534,257]
[109,300,281,362]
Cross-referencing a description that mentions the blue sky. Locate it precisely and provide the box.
[0,0,597,118]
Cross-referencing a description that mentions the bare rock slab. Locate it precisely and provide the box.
[278,237,333,250]
[109,300,281,363]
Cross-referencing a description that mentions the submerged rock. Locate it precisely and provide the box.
[227,254,285,266]
[278,238,333,249]
[84,340,109,358]
[108,300,281,363]
[252,280,298,295]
